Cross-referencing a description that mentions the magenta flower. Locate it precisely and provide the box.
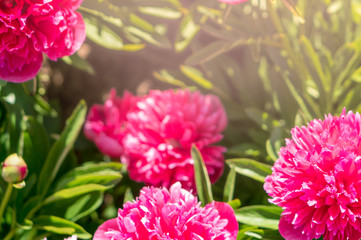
[84,89,139,158]
[94,182,238,240]
[264,109,361,240]
[123,89,227,191]
[0,0,85,82]
[218,0,248,4]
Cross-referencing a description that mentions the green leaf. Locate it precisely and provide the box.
[185,41,230,65]
[153,70,188,87]
[84,17,124,50]
[120,44,146,52]
[226,158,272,183]
[129,13,155,33]
[54,162,123,191]
[180,65,213,89]
[8,109,25,155]
[43,192,104,222]
[44,184,109,206]
[138,7,182,19]
[237,226,258,240]
[266,139,278,162]
[79,7,123,27]
[64,192,103,221]
[175,14,200,52]
[21,195,42,221]
[62,54,95,75]
[123,187,134,204]
[300,35,328,90]
[34,94,57,117]
[191,145,213,205]
[282,75,314,121]
[33,215,91,239]
[234,205,282,230]
[243,229,284,240]
[223,167,236,202]
[228,199,241,210]
[125,26,171,48]
[37,100,87,196]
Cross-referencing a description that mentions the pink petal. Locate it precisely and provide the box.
[93,218,119,240]
[0,52,42,83]
[279,216,304,240]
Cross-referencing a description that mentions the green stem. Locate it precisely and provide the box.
[267,0,322,118]
[344,0,352,43]
[222,5,232,22]
[0,183,13,233]
[267,0,307,79]
[3,209,15,240]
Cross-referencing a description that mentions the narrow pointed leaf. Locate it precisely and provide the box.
[223,167,236,202]
[37,100,87,196]
[33,215,91,239]
[84,17,124,50]
[191,145,213,205]
[234,205,282,230]
[226,158,272,183]
[180,65,213,89]
[44,184,109,206]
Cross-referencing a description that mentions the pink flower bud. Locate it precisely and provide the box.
[1,154,28,183]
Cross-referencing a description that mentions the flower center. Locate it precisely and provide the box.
[165,138,181,148]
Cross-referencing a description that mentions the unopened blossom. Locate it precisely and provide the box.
[123,89,227,191]
[0,0,85,82]
[94,182,238,240]
[84,89,139,157]
[1,154,28,183]
[264,109,361,240]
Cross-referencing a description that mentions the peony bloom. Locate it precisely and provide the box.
[123,89,227,191]
[84,89,139,158]
[0,0,85,82]
[264,109,361,240]
[218,0,248,4]
[94,182,238,240]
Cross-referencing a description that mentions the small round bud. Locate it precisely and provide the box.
[1,154,28,183]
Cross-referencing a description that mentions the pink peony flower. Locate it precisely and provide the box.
[218,0,248,4]
[264,109,361,240]
[84,89,139,158]
[123,89,227,191]
[94,182,238,240]
[0,0,85,82]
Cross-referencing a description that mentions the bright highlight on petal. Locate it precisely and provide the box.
[264,109,361,240]
[94,182,238,240]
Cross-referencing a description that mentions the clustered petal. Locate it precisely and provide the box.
[94,182,238,240]
[264,109,361,240]
[0,0,85,82]
[84,89,139,157]
[84,89,227,191]
[123,89,227,190]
